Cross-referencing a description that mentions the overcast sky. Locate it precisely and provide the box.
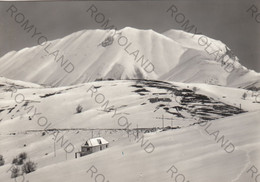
[0,0,259,72]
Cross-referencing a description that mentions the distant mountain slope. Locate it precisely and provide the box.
[0,76,41,92]
[1,79,259,133]
[0,27,259,88]
[161,29,260,89]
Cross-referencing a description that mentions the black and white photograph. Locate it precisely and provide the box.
[0,0,260,181]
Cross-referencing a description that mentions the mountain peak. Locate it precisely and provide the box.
[0,28,259,89]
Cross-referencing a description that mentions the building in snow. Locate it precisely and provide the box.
[75,137,109,158]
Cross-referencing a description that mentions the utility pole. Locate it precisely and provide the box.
[162,114,165,128]
[137,124,139,139]
[155,114,167,128]
[53,139,56,157]
[127,129,130,141]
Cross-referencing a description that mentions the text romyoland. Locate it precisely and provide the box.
[166,4,238,73]
[167,164,190,182]
[168,89,235,154]
[6,165,29,182]
[87,165,110,182]
[6,5,75,73]
[247,165,260,182]
[86,4,155,74]
[10,86,75,154]
[247,4,260,23]
[87,85,155,154]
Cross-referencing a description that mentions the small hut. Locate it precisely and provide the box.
[75,137,109,158]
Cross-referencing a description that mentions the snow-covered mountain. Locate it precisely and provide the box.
[0,27,259,88]
[0,78,260,182]
[1,25,260,182]
[161,29,260,89]
[1,79,253,132]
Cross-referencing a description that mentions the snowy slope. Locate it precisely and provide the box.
[0,76,41,90]
[162,29,260,89]
[1,79,256,133]
[0,27,259,89]
[0,78,260,182]
[0,109,259,182]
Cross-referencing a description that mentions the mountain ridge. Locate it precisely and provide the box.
[0,27,259,89]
